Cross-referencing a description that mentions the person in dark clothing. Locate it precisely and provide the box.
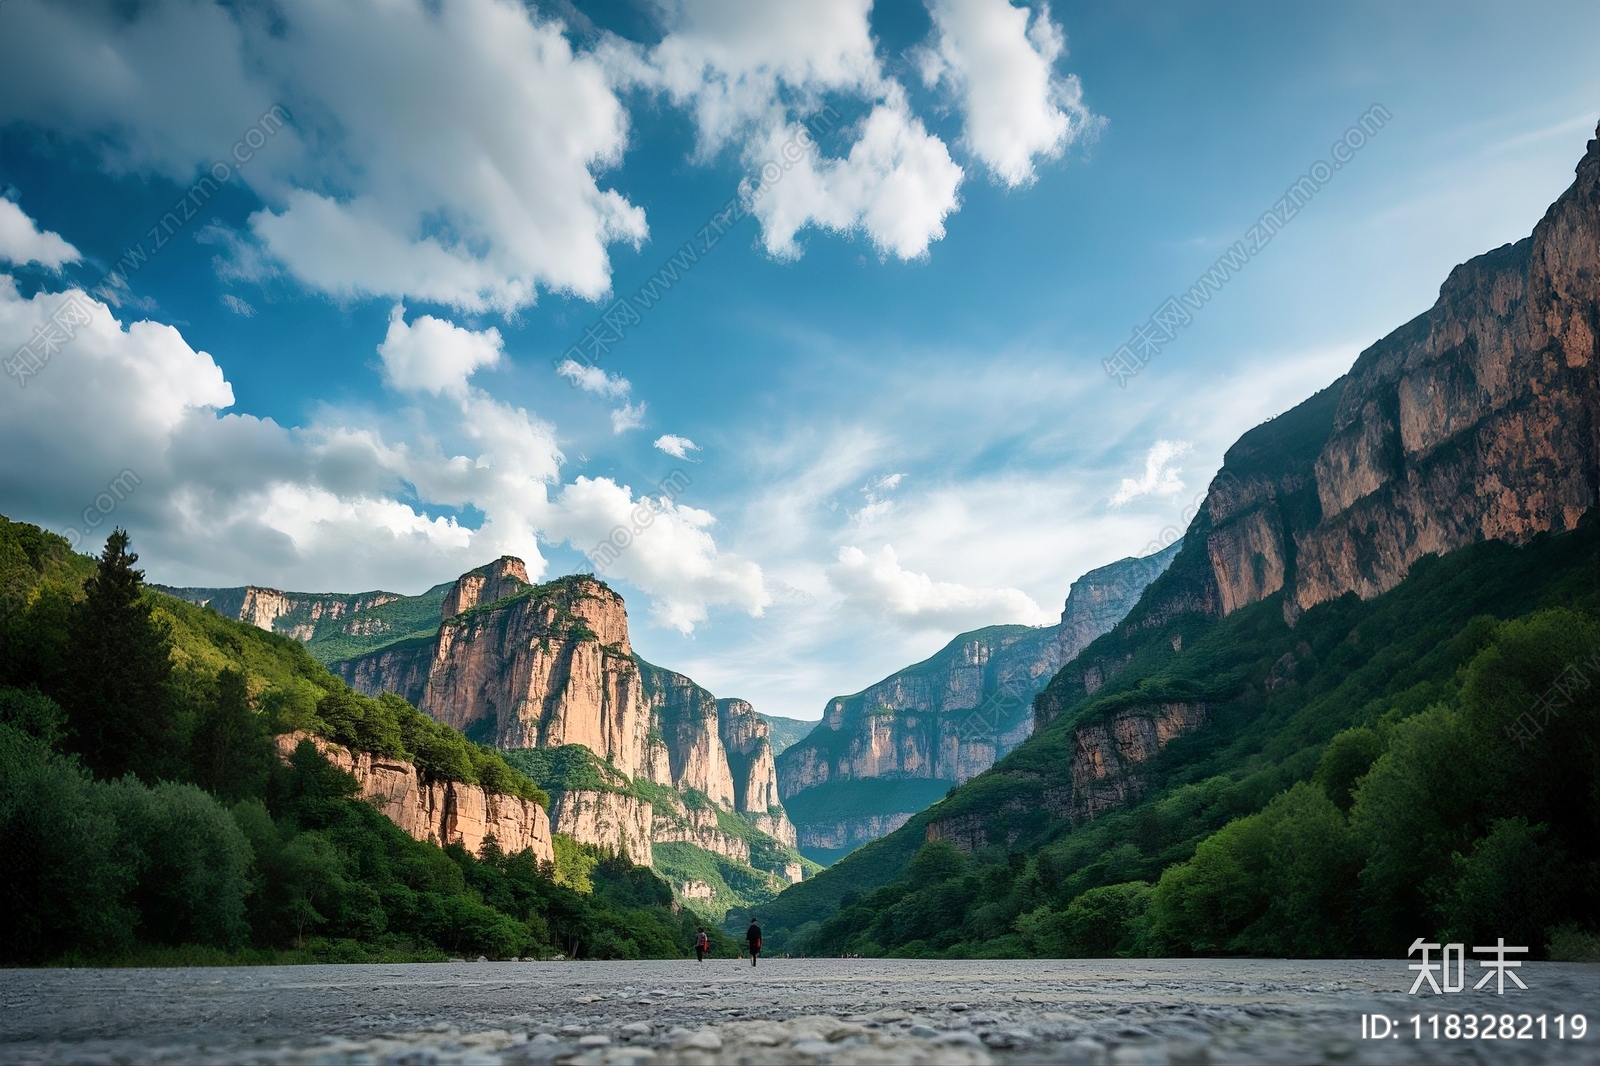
[694,927,709,962]
[746,918,762,967]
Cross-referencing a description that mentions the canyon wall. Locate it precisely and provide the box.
[159,584,408,643]
[330,568,798,875]
[276,732,553,865]
[1177,121,1599,632]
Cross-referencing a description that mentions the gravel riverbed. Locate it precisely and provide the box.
[1,958,1595,1065]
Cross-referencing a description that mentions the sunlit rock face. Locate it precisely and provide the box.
[275,732,554,865]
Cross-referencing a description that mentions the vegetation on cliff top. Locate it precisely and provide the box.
[0,517,704,965]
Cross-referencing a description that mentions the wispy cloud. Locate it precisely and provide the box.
[654,434,701,460]
[1110,439,1193,506]
[557,357,631,398]
[610,400,648,433]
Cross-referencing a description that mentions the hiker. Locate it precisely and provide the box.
[746,917,762,967]
[694,927,709,962]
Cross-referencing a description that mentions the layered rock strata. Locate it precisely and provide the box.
[275,732,553,865]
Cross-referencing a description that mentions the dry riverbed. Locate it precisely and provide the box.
[1,958,1595,1065]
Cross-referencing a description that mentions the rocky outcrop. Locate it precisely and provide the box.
[651,799,749,865]
[159,584,408,643]
[798,813,913,853]
[440,557,529,619]
[547,788,653,867]
[1057,542,1182,663]
[717,698,798,846]
[330,568,797,872]
[404,576,658,775]
[275,732,553,864]
[925,701,1207,849]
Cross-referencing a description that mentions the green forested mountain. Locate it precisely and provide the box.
[0,516,728,965]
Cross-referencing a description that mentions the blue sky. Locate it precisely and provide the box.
[2,0,1597,719]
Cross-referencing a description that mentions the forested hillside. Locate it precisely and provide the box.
[0,517,726,965]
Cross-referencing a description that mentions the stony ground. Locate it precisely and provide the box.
[1,958,1595,1065]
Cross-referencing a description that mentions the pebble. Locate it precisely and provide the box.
[676,1028,723,1051]
[577,1034,611,1047]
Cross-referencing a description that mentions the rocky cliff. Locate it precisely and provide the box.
[548,788,654,867]
[774,543,1180,858]
[327,566,800,882]
[157,580,450,662]
[276,732,553,865]
[1120,121,1600,640]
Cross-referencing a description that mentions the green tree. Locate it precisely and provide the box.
[61,530,175,782]
[190,669,274,804]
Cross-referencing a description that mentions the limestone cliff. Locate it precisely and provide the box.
[329,568,798,880]
[157,580,450,663]
[548,788,654,867]
[440,556,530,618]
[1114,122,1599,639]
[275,732,553,865]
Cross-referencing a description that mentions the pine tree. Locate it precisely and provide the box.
[63,529,174,781]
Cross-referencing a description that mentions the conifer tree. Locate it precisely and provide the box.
[63,529,174,781]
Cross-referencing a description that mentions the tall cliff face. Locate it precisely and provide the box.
[330,567,798,878]
[276,733,553,865]
[1132,123,1600,634]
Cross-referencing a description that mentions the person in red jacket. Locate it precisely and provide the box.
[694,927,709,962]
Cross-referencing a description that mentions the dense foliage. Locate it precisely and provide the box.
[757,522,1599,961]
[0,518,707,965]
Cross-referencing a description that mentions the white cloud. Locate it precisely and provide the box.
[654,434,702,460]
[0,0,647,312]
[219,293,256,317]
[0,199,81,269]
[851,471,906,523]
[557,358,631,398]
[376,305,502,397]
[744,95,964,260]
[828,543,1053,629]
[610,401,649,434]
[1110,439,1193,506]
[0,276,762,630]
[919,0,1098,187]
[548,476,768,632]
[611,0,964,261]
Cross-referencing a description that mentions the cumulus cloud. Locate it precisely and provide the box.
[0,0,647,312]
[548,476,767,632]
[610,401,648,434]
[0,199,81,269]
[653,434,702,460]
[1110,439,1193,506]
[744,94,964,260]
[557,358,631,398]
[919,0,1098,187]
[0,276,763,629]
[611,0,964,261]
[376,305,502,397]
[828,543,1052,629]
